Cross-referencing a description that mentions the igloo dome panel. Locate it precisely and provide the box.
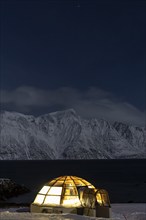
[31,175,111,218]
[33,176,95,207]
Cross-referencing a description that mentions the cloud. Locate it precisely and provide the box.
[0,86,145,126]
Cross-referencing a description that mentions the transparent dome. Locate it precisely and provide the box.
[33,176,95,208]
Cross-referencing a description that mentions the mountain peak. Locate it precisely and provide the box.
[50,108,77,116]
[0,110,145,159]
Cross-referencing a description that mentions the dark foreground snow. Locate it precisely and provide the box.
[0,204,146,220]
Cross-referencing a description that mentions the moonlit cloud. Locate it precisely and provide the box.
[0,86,145,126]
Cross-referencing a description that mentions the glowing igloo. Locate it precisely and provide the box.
[31,176,111,218]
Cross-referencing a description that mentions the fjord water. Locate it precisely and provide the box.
[0,159,146,203]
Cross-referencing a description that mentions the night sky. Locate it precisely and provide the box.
[0,0,145,126]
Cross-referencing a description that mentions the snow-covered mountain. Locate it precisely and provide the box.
[0,109,145,159]
[0,179,29,201]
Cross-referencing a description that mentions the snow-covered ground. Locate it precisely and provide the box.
[0,204,146,220]
[112,204,146,220]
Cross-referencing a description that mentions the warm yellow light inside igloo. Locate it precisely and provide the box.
[33,176,96,208]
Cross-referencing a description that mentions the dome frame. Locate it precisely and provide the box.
[31,175,111,218]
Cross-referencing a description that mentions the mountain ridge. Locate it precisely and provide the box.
[0,109,145,159]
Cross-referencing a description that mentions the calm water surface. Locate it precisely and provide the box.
[0,159,146,203]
